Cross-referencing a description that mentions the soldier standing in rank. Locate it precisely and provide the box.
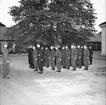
[61,46,66,68]
[83,44,89,70]
[64,45,70,69]
[27,44,35,69]
[77,44,83,68]
[44,45,50,67]
[1,41,15,79]
[36,43,44,74]
[50,46,56,70]
[71,43,77,70]
[55,46,62,72]
[32,46,38,71]
[88,45,93,65]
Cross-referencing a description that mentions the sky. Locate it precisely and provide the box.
[0,0,106,32]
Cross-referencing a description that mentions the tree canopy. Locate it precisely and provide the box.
[8,0,97,46]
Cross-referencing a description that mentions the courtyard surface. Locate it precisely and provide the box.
[0,52,106,105]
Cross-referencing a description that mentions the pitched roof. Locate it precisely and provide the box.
[99,21,106,28]
[0,22,5,27]
[99,21,106,26]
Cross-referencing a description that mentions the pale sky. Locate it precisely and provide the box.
[0,0,106,32]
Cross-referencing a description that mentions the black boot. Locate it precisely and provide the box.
[56,70,61,72]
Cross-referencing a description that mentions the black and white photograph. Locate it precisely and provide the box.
[0,0,106,105]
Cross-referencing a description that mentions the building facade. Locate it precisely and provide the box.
[0,22,7,54]
[87,32,101,51]
[99,22,106,56]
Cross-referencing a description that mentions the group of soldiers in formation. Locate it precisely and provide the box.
[0,41,93,79]
[28,42,93,74]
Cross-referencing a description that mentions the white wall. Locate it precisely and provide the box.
[101,26,106,56]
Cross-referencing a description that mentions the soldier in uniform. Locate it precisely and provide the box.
[81,45,84,66]
[55,46,61,72]
[36,43,44,74]
[44,45,50,67]
[64,45,70,69]
[50,46,56,70]
[70,43,77,70]
[1,41,15,79]
[77,45,83,68]
[27,44,35,69]
[61,46,66,68]
[32,46,38,71]
[88,45,93,65]
[83,45,89,70]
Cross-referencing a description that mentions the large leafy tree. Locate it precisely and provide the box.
[9,0,97,45]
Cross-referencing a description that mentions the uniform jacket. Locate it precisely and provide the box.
[33,48,37,67]
[71,48,77,58]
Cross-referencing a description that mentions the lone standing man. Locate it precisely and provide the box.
[1,41,15,79]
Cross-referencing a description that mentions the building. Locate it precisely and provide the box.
[99,22,106,56]
[87,32,101,51]
[0,22,7,38]
[0,22,7,54]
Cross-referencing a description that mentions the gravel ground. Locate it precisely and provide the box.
[0,52,106,105]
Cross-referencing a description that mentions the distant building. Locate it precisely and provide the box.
[0,22,7,39]
[0,22,7,54]
[99,22,106,56]
[87,32,101,51]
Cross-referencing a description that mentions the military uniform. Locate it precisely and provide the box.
[55,47,61,72]
[71,44,77,70]
[50,46,56,70]
[37,44,44,73]
[1,42,15,79]
[28,45,34,69]
[83,45,89,70]
[61,46,66,68]
[44,46,50,67]
[64,46,70,69]
[77,45,83,68]
[88,46,93,65]
[32,46,38,71]
[81,46,84,66]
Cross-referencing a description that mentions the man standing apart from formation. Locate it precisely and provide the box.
[1,41,15,79]
[71,43,77,71]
